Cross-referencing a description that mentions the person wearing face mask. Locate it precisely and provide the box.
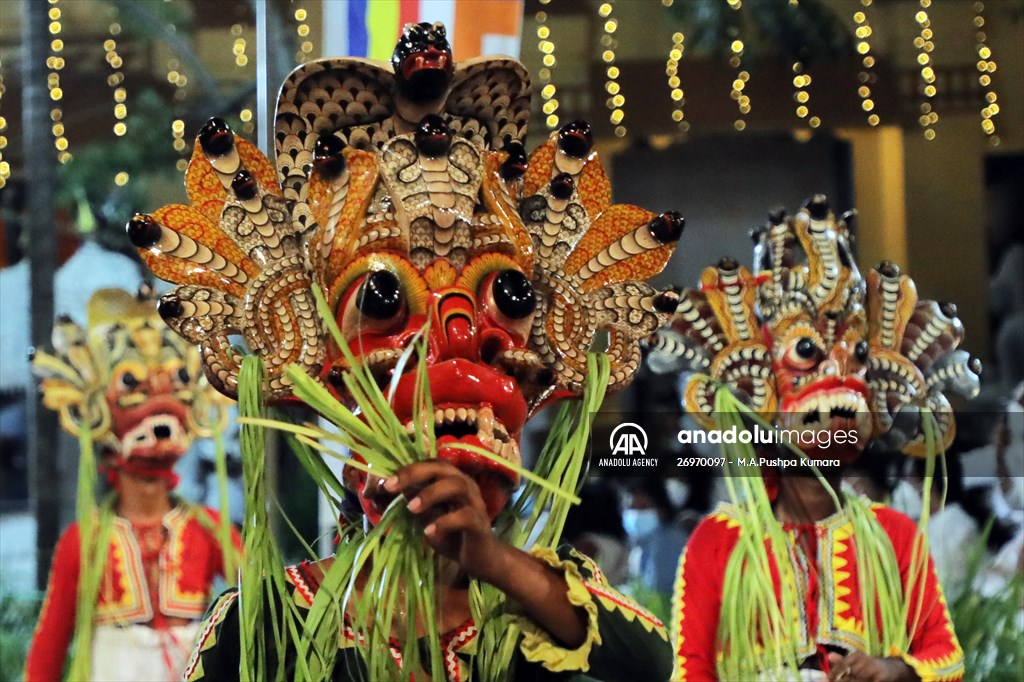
[623,479,688,598]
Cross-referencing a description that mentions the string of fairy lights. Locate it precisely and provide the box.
[105,7,130,186]
[598,2,626,138]
[787,1,817,129]
[853,1,880,127]
[0,58,8,189]
[792,62,819,129]
[47,0,72,165]
[535,0,560,131]
[665,30,688,132]
[293,3,314,65]
[913,1,938,140]
[7,0,1014,190]
[726,0,749,132]
[973,1,1000,145]
[167,51,190,172]
[660,1,688,133]
[231,21,256,137]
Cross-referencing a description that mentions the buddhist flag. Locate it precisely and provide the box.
[322,0,524,61]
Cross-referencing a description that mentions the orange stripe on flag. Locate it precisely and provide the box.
[454,0,523,59]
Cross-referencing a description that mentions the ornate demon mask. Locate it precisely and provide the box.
[648,195,979,461]
[32,288,223,479]
[129,37,683,521]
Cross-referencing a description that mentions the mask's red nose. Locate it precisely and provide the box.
[431,288,477,361]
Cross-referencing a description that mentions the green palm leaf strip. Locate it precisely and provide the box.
[471,353,610,682]
[68,422,115,682]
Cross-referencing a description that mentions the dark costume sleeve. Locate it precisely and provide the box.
[183,589,241,681]
[25,524,81,682]
[511,545,673,681]
[670,513,737,681]
[875,507,965,682]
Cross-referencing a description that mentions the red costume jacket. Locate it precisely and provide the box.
[673,502,964,681]
[25,505,239,682]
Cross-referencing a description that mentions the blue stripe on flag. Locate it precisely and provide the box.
[349,0,369,57]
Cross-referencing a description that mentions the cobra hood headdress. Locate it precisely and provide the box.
[647,195,980,461]
[31,287,223,479]
[128,32,683,520]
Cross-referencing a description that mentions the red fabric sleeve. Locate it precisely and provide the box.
[876,507,965,681]
[25,523,81,682]
[672,513,737,681]
[199,508,241,581]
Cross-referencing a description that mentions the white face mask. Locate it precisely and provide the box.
[623,509,660,540]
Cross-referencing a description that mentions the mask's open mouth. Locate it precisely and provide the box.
[790,389,869,429]
[405,403,521,480]
[402,48,451,80]
[358,405,521,523]
[778,378,872,458]
[120,413,188,464]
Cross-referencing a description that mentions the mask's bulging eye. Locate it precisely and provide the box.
[854,340,869,364]
[795,338,817,359]
[177,367,190,384]
[356,270,403,320]
[782,336,822,370]
[492,270,536,320]
[120,372,140,391]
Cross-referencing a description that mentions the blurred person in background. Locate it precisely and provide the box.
[623,478,687,599]
[912,455,980,602]
[24,290,240,682]
[562,479,630,586]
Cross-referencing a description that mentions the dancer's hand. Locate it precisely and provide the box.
[384,460,505,581]
[385,461,588,647]
[827,652,918,682]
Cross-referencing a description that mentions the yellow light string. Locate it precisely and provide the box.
[791,62,819,129]
[293,3,314,64]
[665,29,688,132]
[598,2,626,138]
[104,9,129,186]
[46,0,72,164]
[0,57,9,189]
[232,23,249,68]
[171,117,187,172]
[167,55,189,172]
[973,2,1000,145]
[231,23,256,137]
[727,0,749,131]
[913,0,938,140]
[853,0,880,126]
[535,1,560,131]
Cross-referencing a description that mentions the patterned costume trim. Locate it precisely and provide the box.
[184,590,239,682]
[512,546,603,673]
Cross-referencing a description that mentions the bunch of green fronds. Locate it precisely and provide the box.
[950,524,1024,681]
[67,427,117,681]
[235,283,608,681]
[472,351,609,681]
[708,386,941,679]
